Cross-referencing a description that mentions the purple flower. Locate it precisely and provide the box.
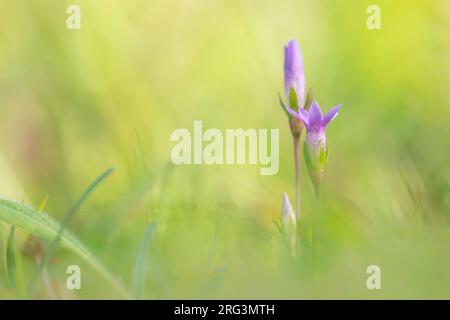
[287,100,341,185]
[287,100,341,148]
[284,39,305,108]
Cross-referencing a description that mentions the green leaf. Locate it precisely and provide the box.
[278,92,291,118]
[0,194,130,298]
[289,87,298,110]
[273,220,284,238]
[319,145,329,167]
[272,221,291,253]
[132,222,158,299]
[304,88,314,109]
[303,143,313,172]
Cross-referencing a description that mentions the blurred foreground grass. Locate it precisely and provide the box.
[0,0,449,299]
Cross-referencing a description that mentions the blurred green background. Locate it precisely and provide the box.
[0,0,449,299]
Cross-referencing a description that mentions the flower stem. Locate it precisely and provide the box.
[293,136,301,220]
[314,183,320,202]
[312,182,320,264]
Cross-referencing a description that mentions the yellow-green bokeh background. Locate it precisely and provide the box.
[0,0,449,298]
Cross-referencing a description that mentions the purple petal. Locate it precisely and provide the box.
[287,107,308,127]
[307,100,323,130]
[284,39,305,106]
[298,108,309,127]
[322,103,342,128]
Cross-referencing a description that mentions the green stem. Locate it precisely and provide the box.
[293,136,301,220]
[314,183,320,202]
[312,183,320,263]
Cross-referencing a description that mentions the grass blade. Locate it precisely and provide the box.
[131,222,157,298]
[31,168,113,293]
[0,169,130,298]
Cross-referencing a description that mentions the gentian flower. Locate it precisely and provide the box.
[284,39,306,109]
[287,100,341,187]
[279,39,314,219]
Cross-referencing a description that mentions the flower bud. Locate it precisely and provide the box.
[281,192,296,225]
[303,132,328,187]
[284,40,305,108]
[279,40,311,139]
[281,193,296,251]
